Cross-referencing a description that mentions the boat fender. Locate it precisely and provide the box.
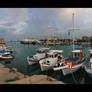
[66,62,72,68]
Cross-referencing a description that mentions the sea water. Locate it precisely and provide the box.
[1,41,92,84]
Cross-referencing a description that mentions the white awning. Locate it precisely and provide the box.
[72,50,81,53]
[88,49,92,52]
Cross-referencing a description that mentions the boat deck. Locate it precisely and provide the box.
[65,57,84,66]
[86,61,92,72]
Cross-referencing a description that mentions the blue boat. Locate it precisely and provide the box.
[0,50,13,60]
[84,50,92,77]
[53,48,85,76]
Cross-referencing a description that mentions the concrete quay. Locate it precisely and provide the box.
[0,63,65,84]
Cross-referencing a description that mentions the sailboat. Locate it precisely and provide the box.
[53,13,86,76]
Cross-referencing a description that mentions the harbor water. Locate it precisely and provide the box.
[1,41,92,84]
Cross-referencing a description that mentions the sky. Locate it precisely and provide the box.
[0,8,92,41]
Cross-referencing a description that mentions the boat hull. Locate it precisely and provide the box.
[84,57,92,78]
[86,72,92,77]
[0,56,13,60]
[39,58,58,71]
[40,64,55,71]
[62,62,84,76]
[28,60,38,65]
[0,54,14,60]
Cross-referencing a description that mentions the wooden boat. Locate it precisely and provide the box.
[53,13,85,76]
[39,50,64,71]
[84,50,92,77]
[27,47,50,65]
[0,46,14,53]
[0,50,10,54]
[36,47,50,53]
[53,48,85,76]
[5,46,14,53]
[27,53,46,65]
[0,53,13,59]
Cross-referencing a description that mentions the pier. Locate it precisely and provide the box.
[0,63,65,84]
[8,75,65,84]
[0,63,29,84]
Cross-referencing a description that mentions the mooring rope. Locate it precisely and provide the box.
[69,67,78,84]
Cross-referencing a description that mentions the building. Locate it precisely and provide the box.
[0,38,4,44]
[82,36,90,42]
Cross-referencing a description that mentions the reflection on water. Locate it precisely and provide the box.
[0,42,92,84]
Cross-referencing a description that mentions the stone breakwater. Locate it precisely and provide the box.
[0,63,65,84]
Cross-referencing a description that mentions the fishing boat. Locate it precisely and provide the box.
[0,50,11,54]
[36,47,50,53]
[0,53,13,59]
[84,50,92,77]
[39,50,64,71]
[27,47,50,65]
[53,48,85,75]
[0,54,13,59]
[27,53,46,65]
[53,13,85,76]
[0,49,13,60]
[5,46,14,53]
[0,45,14,53]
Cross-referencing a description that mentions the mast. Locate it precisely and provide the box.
[72,13,75,51]
[69,13,80,57]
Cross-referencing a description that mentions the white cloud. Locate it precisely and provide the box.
[0,8,92,40]
[0,8,28,36]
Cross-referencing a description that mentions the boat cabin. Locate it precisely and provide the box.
[72,50,83,59]
[65,49,84,67]
[47,50,63,58]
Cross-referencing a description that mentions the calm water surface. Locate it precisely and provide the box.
[1,42,92,84]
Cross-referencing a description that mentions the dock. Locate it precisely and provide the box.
[0,63,65,84]
[0,63,29,84]
[8,75,65,84]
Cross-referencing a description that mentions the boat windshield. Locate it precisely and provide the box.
[72,53,80,57]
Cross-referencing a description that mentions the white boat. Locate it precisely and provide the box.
[5,46,14,53]
[27,47,50,65]
[0,53,13,59]
[53,13,85,76]
[27,53,46,65]
[20,38,41,44]
[53,49,85,76]
[39,50,64,71]
[84,50,92,77]
[36,47,50,53]
[0,45,14,53]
